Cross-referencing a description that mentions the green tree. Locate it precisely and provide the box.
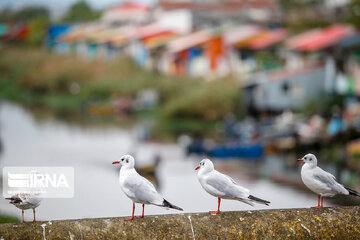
[347,0,360,28]
[0,7,49,22]
[62,1,100,22]
[26,16,48,46]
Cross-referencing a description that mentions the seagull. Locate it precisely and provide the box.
[6,193,42,223]
[298,153,360,208]
[112,155,183,221]
[195,159,270,214]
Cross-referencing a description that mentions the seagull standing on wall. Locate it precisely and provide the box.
[298,153,360,208]
[6,193,42,223]
[113,155,183,221]
[195,159,270,214]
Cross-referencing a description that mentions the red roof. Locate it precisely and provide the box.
[285,25,354,51]
[108,2,150,11]
[159,0,277,11]
[132,23,173,40]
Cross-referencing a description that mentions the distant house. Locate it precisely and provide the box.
[101,2,152,24]
[243,62,336,112]
[158,0,280,27]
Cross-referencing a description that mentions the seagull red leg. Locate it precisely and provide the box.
[320,196,324,208]
[124,203,135,221]
[311,195,321,208]
[210,198,221,215]
[33,208,36,222]
[22,210,25,223]
[136,204,145,218]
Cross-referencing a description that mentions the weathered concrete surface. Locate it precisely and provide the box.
[1,207,360,239]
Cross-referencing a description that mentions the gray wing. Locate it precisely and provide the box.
[206,171,249,198]
[313,168,347,194]
[125,172,163,205]
[25,197,42,206]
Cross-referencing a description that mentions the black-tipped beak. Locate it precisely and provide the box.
[112,161,120,164]
[297,159,303,162]
[195,166,200,170]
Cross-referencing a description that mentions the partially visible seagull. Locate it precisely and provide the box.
[6,193,42,222]
[298,153,360,208]
[113,155,183,221]
[195,159,270,214]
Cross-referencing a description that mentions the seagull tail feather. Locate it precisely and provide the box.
[248,195,270,206]
[5,197,22,204]
[345,187,360,197]
[162,199,183,211]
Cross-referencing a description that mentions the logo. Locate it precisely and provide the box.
[3,167,74,198]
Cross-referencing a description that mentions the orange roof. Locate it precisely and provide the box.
[167,30,212,53]
[248,29,287,49]
[234,30,268,47]
[144,32,178,49]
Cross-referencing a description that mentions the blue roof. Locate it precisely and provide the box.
[47,24,72,48]
[338,32,360,48]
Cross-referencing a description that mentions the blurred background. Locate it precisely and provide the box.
[0,0,360,223]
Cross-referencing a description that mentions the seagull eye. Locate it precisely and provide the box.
[126,159,129,163]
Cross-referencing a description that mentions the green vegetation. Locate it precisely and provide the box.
[61,1,101,23]
[0,47,241,137]
[347,0,360,28]
[0,6,50,22]
[0,213,19,223]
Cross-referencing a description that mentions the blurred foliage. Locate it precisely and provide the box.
[255,52,283,71]
[0,47,242,122]
[346,0,360,28]
[61,1,101,22]
[0,6,49,22]
[26,17,48,46]
[278,0,350,31]
[279,0,324,10]
[0,213,19,223]
[162,79,240,120]
[301,95,345,116]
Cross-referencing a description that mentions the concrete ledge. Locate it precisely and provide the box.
[1,207,360,239]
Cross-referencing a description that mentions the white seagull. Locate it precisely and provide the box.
[113,155,183,221]
[298,153,360,208]
[195,159,270,214]
[6,193,42,222]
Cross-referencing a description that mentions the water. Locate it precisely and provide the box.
[0,101,344,221]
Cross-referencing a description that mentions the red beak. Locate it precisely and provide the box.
[195,166,200,170]
[297,159,303,162]
[112,161,120,164]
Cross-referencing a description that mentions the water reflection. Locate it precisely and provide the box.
[0,101,358,221]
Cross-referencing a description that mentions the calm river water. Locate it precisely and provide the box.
[0,101,349,221]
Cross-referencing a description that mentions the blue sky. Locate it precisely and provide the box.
[0,0,156,19]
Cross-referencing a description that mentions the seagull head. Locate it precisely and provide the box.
[195,159,214,174]
[112,155,135,169]
[298,153,317,167]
